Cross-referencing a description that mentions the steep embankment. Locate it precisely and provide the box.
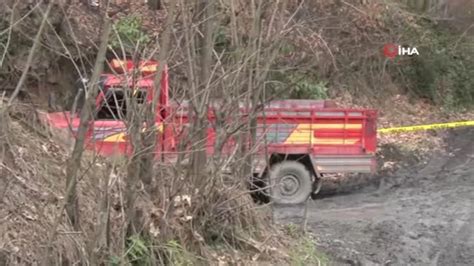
[0,106,112,264]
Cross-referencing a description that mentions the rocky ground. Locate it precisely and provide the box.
[276,128,474,265]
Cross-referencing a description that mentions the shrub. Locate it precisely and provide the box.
[288,232,329,266]
[111,15,150,53]
[126,235,153,266]
[290,75,329,100]
[395,21,474,109]
[270,71,329,100]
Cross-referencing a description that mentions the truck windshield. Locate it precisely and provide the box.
[96,87,147,120]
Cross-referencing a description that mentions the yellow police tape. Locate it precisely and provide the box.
[378,120,474,134]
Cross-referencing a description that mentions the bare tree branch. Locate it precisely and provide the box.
[7,0,55,105]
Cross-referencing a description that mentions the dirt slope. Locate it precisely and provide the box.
[277,128,474,265]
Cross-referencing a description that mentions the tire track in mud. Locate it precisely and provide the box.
[435,187,474,265]
[274,128,474,265]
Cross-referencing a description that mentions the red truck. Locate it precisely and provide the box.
[41,60,377,205]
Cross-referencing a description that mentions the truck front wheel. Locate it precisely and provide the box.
[269,161,312,205]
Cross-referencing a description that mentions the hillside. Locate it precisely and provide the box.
[1,0,473,265]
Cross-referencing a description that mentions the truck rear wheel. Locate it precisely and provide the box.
[269,161,312,205]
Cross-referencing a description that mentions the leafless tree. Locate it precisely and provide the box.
[1,0,304,264]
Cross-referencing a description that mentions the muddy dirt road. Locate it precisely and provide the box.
[280,128,474,265]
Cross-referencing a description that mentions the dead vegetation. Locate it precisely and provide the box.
[0,103,299,264]
[1,0,473,265]
[0,0,306,265]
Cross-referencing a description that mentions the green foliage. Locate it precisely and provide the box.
[396,21,474,109]
[111,15,150,52]
[270,71,329,100]
[126,235,152,266]
[163,240,194,266]
[289,74,328,100]
[282,224,329,266]
[280,41,296,55]
[109,255,121,266]
[401,56,438,101]
[214,26,231,52]
[284,223,300,238]
[288,233,329,266]
[109,237,195,265]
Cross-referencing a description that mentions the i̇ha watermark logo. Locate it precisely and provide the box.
[383,43,419,59]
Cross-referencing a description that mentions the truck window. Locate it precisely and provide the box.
[96,88,126,120]
[96,88,147,120]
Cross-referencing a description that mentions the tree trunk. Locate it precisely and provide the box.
[64,18,111,230]
[121,0,176,241]
[191,0,214,183]
[90,167,111,265]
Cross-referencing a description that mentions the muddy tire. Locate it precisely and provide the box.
[269,161,313,205]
